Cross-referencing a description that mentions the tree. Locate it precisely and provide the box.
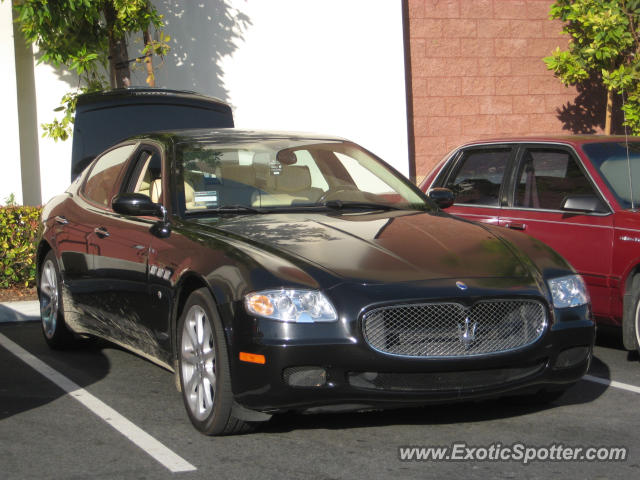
[544,0,640,134]
[10,0,170,140]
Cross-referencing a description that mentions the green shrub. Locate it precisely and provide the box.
[0,206,42,288]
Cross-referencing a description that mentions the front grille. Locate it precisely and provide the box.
[362,300,547,357]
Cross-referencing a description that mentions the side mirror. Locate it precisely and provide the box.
[428,187,455,209]
[112,193,164,218]
[561,194,607,214]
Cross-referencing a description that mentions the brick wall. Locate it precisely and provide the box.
[408,0,586,182]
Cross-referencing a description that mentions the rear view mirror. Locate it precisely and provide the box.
[428,187,455,209]
[112,193,164,218]
[276,150,298,165]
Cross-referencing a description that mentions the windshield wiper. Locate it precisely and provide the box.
[321,200,404,211]
[187,204,268,215]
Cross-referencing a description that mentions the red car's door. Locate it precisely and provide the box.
[499,145,614,320]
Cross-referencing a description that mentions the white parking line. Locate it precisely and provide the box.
[0,333,196,473]
[583,374,640,394]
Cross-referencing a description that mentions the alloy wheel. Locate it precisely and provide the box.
[181,304,217,421]
[40,259,59,339]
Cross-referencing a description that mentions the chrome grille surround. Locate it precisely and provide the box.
[362,300,548,358]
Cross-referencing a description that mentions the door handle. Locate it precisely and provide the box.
[55,216,69,225]
[505,222,526,231]
[94,227,110,238]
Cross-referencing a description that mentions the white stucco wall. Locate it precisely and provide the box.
[33,59,74,204]
[2,0,409,204]
[0,1,23,205]
[155,0,409,175]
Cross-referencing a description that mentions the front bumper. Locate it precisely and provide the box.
[224,297,595,414]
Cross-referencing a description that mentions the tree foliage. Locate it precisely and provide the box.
[544,0,640,134]
[10,0,170,140]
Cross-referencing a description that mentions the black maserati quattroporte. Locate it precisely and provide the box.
[37,129,595,435]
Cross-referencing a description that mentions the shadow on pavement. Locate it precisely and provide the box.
[0,322,111,421]
[0,303,40,323]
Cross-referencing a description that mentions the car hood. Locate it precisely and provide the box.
[192,211,531,284]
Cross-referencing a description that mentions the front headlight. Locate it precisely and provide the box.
[547,275,589,308]
[244,289,338,323]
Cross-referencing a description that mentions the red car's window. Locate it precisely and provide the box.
[583,141,640,209]
[515,149,597,211]
[445,148,510,206]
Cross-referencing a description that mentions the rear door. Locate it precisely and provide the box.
[435,145,515,226]
[499,145,614,319]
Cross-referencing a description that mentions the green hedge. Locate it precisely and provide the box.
[0,206,42,288]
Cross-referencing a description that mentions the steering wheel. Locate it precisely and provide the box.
[317,186,359,203]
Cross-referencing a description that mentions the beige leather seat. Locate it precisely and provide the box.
[253,166,321,207]
[184,181,202,210]
[150,179,162,203]
[219,164,256,186]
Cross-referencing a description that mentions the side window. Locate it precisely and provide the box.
[446,148,510,206]
[126,150,163,203]
[515,148,598,210]
[83,144,136,207]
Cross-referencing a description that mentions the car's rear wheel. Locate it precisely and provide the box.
[39,251,75,349]
[177,288,252,435]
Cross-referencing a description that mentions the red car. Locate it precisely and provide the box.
[420,136,640,354]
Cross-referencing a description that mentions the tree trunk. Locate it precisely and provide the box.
[143,29,155,87]
[104,5,131,88]
[605,89,613,135]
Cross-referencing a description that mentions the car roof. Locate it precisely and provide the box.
[456,135,640,149]
[136,128,349,144]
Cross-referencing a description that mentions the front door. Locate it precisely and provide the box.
[440,146,515,227]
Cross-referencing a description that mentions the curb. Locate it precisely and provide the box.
[0,301,40,323]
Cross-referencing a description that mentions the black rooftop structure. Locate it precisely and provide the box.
[71,88,234,180]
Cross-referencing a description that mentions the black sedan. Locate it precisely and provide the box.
[37,130,595,435]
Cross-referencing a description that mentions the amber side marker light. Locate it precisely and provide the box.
[239,352,266,364]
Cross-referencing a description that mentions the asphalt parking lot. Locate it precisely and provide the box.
[1,302,639,479]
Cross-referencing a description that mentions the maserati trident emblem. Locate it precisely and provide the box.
[456,281,468,290]
[457,316,478,349]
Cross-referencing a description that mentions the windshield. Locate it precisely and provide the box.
[582,141,640,209]
[175,139,430,214]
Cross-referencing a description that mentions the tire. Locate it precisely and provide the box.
[38,250,75,349]
[634,291,640,357]
[177,288,252,435]
[623,275,640,354]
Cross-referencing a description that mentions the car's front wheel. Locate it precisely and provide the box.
[38,250,75,349]
[177,288,252,435]
[624,275,640,357]
[634,292,640,357]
